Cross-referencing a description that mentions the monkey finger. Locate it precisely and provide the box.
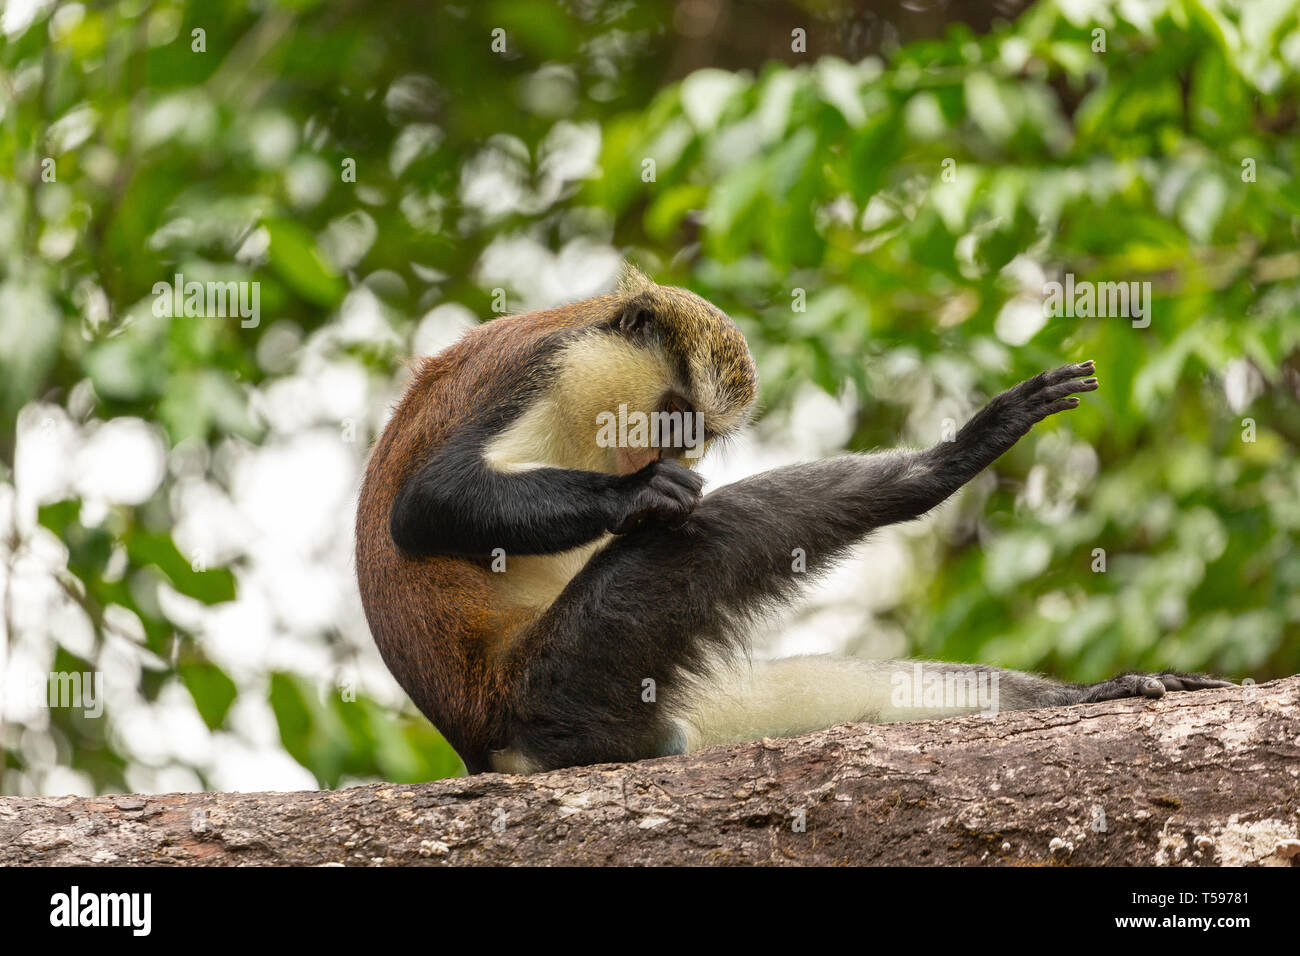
[649,472,702,504]
[650,490,700,516]
[655,459,705,492]
[647,466,704,501]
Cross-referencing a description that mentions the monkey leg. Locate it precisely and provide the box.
[665,658,1231,752]
[500,631,1229,770]
[499,364,1114,769]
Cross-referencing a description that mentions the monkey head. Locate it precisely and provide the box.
[568,266,759,475]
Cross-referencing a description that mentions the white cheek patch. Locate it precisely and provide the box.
[510,334,679,474]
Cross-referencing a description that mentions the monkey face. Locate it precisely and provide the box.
[485,271,758,478]
[612,281,758,448]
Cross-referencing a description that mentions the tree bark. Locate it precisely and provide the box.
[3,677,1298,866]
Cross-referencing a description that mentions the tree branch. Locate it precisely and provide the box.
[3,677,1298,866]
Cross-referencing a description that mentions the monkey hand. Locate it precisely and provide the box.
[610,459,704,534]
[1080,672,1235,703]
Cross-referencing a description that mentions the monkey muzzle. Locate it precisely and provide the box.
[614,393,704,474]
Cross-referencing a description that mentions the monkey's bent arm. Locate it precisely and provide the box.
[390,432,703,558]
[391,441,616,556]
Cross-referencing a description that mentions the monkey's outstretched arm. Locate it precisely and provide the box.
[390,428,704,557]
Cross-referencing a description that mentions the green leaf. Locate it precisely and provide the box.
[264,219,346,308]
[179,662,238,730]
[125,529,236,605]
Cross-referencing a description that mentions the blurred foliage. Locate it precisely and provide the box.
[1,0,1298,794]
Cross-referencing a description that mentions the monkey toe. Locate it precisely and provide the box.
[1029,367,1097,404]
[1016,363,1098,423]
[1043,359,1095,384]
[1138,676,1167,698]
[1080,674,1159,702]
[1152,673,1235,692]
[1041,376,1098,401]
[1081,671,1233,703]
[1041,396,1081,415]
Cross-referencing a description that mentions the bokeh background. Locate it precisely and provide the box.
[2,0,1298,796]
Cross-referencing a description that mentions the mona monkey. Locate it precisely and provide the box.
[355,266,1229,775]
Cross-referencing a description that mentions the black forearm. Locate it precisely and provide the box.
[390,450,624,557]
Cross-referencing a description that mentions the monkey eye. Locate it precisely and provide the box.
[618,303,654,337]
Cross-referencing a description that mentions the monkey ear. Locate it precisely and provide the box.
[617,262,655,298]
[619,300,654,336]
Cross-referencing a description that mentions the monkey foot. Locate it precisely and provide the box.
[1080,672,1235,703]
